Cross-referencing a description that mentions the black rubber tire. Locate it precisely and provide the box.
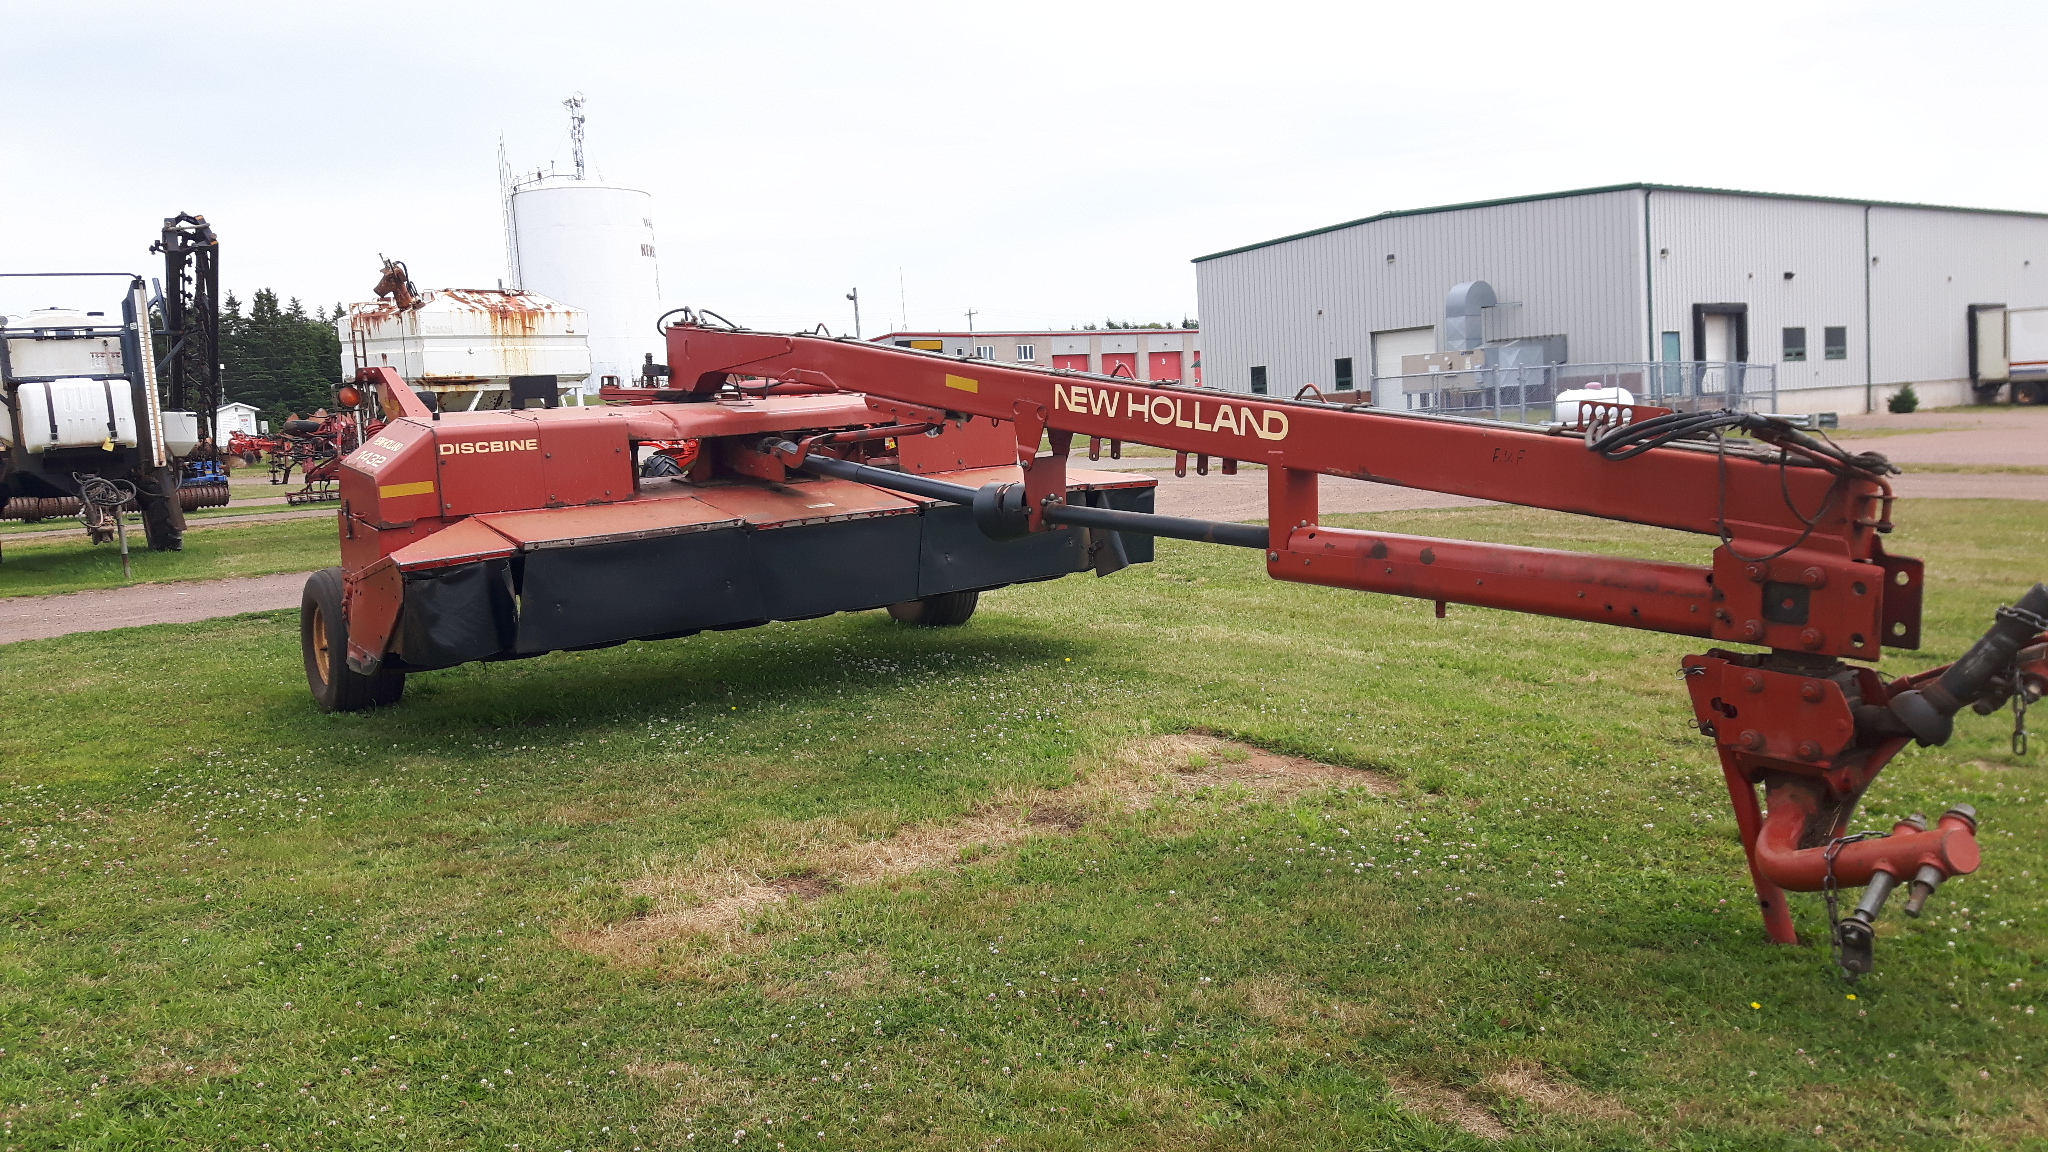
[141,467,187,552]
[301,567,405,712]
[886,589,980,627]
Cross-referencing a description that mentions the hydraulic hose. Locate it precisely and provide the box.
[1890,583,2048,745]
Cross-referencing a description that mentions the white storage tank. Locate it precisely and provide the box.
[508,177,661,391]
[339,288,593,410]
[3,307,138,451]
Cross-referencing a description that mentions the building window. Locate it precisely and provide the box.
[1334,357,1354,391]
[1661,332,1681,361]
[1824,326,1848,360]
[973,345,995,360]
[1250,365,1268,395]
[1015,345,1035,362]
[1782,327,1807,362]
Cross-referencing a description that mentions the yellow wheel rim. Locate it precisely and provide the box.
[311,603,332,684]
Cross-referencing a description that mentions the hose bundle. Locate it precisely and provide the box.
[1586,409,1898,480]
[1583,408,1902,563]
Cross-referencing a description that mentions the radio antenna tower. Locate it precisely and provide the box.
[497,134,521,288]
[564,93,586,180]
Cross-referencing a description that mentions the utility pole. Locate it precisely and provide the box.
[965,308,978,335]
[846,288,862,339]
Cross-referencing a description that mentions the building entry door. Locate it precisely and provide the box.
[1692,304,1748,363]
[1692,303,1750,398]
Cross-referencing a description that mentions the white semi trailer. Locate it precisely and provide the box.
[1967,303,2048,404]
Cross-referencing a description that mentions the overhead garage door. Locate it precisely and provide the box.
[1372,327,1436,382]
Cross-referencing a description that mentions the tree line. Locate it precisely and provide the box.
[220,290,346,427]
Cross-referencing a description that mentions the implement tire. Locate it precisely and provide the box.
[140,465,187,552]
[886,590,979,627]
[302,567,405,712]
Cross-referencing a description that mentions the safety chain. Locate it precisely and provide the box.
[1996,603,2048,635]
[2014,670,2033,757]
[1823,831,1889,980]
[1996,601,2046,757]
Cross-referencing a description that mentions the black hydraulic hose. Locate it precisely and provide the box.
[1890,582,2048,746]
[783,446,1270,550]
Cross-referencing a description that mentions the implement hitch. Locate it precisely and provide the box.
[1687,583,2047,976]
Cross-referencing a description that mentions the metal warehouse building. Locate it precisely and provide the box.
[1193,183,2048,415]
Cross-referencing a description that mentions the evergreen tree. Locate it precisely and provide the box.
[220,289,344,425]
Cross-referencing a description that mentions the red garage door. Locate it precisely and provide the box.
[1148,351,1183,382]
[1053,354,1090,372]
[1102,353,1137,379]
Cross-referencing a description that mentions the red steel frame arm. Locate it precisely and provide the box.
[667,327,1876,540]
[665,326,1912,661]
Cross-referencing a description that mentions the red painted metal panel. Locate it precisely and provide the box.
[1052,355,1089,372]
[538,420,636,507]
[1102,353,1137,379]
[690,476,922,529]
[386,516,518,570]
[433,414,548,516]
[475,494,740,550]
[1148,351,1183,382]
[896,414,1016,474]
[341,417,439,527]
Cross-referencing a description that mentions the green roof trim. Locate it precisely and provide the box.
[1190,182,2048,263]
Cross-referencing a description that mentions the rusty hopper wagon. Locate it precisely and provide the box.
[310,317,2045,977]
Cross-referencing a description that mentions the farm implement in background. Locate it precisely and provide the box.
[224,403,370,505]
[308,316,2044,978]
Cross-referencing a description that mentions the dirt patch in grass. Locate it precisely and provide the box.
[1954,1083,2048,1142]
[1483,1062,1632,1122]
[1141,732,1389,799]
[559,734,1393,966]
[626,1060,758,1117]
[1388,1064,1628,1140]
[1386,1075,1511,1140]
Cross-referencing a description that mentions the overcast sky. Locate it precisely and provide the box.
[4,0,2043,333]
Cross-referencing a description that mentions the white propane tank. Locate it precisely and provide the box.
[1554,385,1635,427]
[161,411,201,458]
[15,378,139,452]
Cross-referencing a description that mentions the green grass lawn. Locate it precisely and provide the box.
[0,501,2042,1149]
[0,517,337,596]
[1,505,323,539]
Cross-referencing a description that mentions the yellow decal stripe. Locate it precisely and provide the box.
[379,480,437,499]
[944,374,979,393]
